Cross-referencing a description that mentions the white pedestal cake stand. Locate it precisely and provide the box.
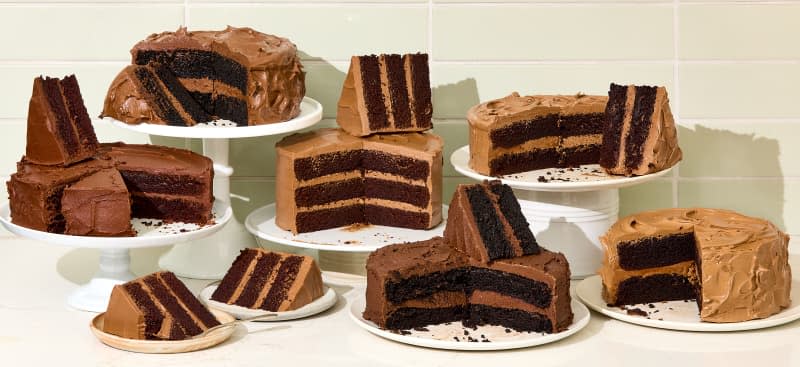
[0,201,232,312]
[105,97,323,279]
[450,145,673,278]
[245,204,448,276]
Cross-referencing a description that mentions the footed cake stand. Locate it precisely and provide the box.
[106,97,323,279]
[245,204,448,276]
[0,201,232,312]
[450,146,673,278]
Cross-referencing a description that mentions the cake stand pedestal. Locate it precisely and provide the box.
[0,201,232,312]
[451,146,673,278]
[107,97,323,280]
[244,203,448,276]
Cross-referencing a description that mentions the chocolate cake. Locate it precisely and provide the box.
[337,53,432,137]
[600,208,792,323]
[104,271,221,340]
[275,128,442,234]
[468,93,607,176]
[364,237,572,333]
[61,168,134,236]
[444,180,540,263]
[102,26,305,126]
[26,75,98,166]
[599,83,682,176]
[211,248,324,311]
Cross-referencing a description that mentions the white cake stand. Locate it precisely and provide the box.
[0,201,232,312]
[450,145,674,278]
[106,97,323,280]
[245,203,448,275]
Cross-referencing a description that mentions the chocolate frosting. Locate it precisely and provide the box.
[600,208,792,323]
[61,168,134,236]
[107,26,305,125]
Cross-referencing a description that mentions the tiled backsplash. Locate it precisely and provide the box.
[1,1,798,240]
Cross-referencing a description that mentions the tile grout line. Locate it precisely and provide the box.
[671,0,680,208]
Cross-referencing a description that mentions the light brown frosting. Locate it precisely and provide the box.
[467,92,607,176]
[600,208,792,323]
[61,168,134,237]
[100,65,162,124]
[603,85,682,176]
[275,128,443,234]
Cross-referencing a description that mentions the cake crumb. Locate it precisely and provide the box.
[626,308,648,317]
[504,328,511,333]
[537,176,549,183]
[648,303,655,309]
[463,330,469,336]
[412,327,429,332]
[343,223,371,232]
[453,337,460,342]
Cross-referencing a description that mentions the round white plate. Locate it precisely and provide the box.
[576,275,800,332]
[104,97,323,139]
[244,203,447,253]
[0,200,232,248]
[349,298,590,351]
[450,145,674,192]
[199,284,337,321]
[90,308,236,354]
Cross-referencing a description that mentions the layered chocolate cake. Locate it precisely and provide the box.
[211,248,324,311]
[100,142,214,224]
[468,93,607,176]
[275,128,442,234]
[337,53,432,137]
[364,237,572,333]
[61,168,134,236]
[102,26,305,126]
[104,271,221,340]
[600,208,791,323]
[26,75,98,166]
[444,180,540,263]
[599,83,682,176]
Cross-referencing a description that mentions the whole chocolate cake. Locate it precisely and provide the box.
[600,208,792,322]
[101,26,305,126]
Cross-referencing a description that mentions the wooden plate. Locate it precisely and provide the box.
[90,309,236,353]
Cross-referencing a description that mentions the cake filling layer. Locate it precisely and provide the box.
[294,177,429,209]
[489,114,560,149]
[134,49,248,94]
[617,232,697,270]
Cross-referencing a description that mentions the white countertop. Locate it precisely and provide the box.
[1,236,798,367]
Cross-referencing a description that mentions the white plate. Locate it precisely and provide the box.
[576,275,800,332]
[199,284,337,321]
[104,97,323,139]
[244,203,447,253]
[90,308,236,354]
[0,200,232,248]
[450,145,674,192]
[348,298,590,351]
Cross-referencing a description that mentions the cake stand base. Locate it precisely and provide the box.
[67,248,135,312]
[512,189,619,279]
[159,218,254,280]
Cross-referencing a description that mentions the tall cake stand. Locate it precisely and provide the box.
[245,204,448,276]
[0,201,232,312]
[450,146,674,278]
[105,97,323,280]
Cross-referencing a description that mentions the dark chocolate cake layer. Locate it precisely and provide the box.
[617,232,697,270]
[612,273,698,306]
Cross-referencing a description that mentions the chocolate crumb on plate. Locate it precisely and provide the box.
[626,308,648,317]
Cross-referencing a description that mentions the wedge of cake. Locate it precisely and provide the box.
[337,53,432,136]
[102,26,305,126]
[61,168,134,236]
[211,249,324,311]
[104,271,221,340]
[445,180,539,263]
[468,93,606,176]
[100,142,214,225]
[26,75,98,166]
[600,208,791,322]
[599,83,682,176]
[275,128,442,234]
[364,237,572,333]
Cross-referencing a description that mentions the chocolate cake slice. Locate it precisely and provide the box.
[364,237,572,333]
[445,181,540,263]
[337,53,432,136]
[275,128,442,234]
[26,75,98,166]
[599,83,682,176]
[61,168,134,237]
[211,249,324,311]
[104,271,220,340]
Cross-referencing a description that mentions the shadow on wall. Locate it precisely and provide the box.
[431,77,480,120]
[677,124,784,230]
[534,216,600,277]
